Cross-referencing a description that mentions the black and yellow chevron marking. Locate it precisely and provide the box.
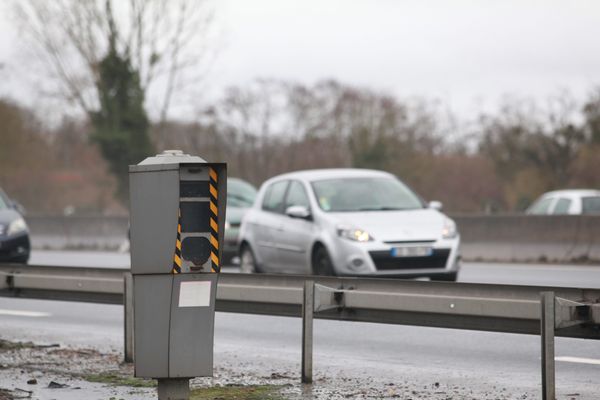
[209,167,220,273]
[172,209,182,274]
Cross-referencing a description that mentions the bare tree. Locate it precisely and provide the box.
[10,0,214,122]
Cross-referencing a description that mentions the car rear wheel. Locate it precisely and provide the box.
[312,245,335,276]
[240,245,259,273]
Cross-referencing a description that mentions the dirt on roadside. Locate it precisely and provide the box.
[0,338,533,399]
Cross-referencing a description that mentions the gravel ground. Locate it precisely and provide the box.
[0,338,547,400]
[0,341,153,400]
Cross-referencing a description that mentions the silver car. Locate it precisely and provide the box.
[238,169,461,280]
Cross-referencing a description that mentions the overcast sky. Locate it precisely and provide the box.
[2,0,600,121]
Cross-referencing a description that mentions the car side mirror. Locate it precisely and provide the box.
[428,201,443,211]
[285,205,311,220]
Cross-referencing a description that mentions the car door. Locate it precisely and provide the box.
[276,180,316,273]
[252,180,289,272]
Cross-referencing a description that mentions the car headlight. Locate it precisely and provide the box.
[442,218,457,239]
[7,218,28,236]
[337,225,373,242]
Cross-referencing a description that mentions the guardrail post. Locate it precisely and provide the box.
[124,272,134,363]
[302,280,314,383]
[541,291,555,400]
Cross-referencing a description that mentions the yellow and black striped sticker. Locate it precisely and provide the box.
[209,167,220,273]
[172,209,182,274]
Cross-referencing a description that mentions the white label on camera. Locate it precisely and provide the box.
[178,281,211,307]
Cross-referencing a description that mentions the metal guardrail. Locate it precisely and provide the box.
[4,265,599,338]
[1,264,599,399]
[0,264,125,304]
[216,273,600,338]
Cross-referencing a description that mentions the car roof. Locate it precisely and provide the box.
[540,189,600,198]
[264,168,394,183]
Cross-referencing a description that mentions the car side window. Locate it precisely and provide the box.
[528,197,553,214]
[552,198,571,214]
[285,181,310,209]
[582,196,600,214]
[261,181,289,213]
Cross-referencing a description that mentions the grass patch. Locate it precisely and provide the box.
[190,384,284,400]
[84,373,156,388]
[0,339,36,352]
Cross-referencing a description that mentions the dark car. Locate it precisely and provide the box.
[0,188,30,263]
[223,178,258,265]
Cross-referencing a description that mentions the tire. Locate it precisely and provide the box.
[431,272,458,282]
[240,244,259,274]
[312,245,335,276]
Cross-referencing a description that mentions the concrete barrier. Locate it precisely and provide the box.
[453,215,600,264]
[24,215,600,264]
[27,215,129,251]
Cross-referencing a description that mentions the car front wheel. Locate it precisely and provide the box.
[240,245,259,274]
[312,245,335,276]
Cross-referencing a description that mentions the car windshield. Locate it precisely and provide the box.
[0,194,7,210]
[527,197,553,214]
[227,179,257,208]
[311,177,424,212]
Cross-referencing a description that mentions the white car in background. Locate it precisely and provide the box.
[238,169,461,280]
[526,189,600,215]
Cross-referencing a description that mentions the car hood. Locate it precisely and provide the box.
[326,209,447,242]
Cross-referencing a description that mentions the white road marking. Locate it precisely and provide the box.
[0,309,51,318]
[556,356,600,366]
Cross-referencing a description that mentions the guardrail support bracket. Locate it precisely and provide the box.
[314,284,345,312]
[555,297,594,329]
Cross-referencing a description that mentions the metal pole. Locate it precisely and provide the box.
[541,291,555,400]
[124,272,134,363]
[302,280,314,383]
[157,378,190,400]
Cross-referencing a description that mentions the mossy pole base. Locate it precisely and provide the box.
[157,378,190,400]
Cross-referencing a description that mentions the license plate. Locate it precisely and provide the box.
[390,246,432,257]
